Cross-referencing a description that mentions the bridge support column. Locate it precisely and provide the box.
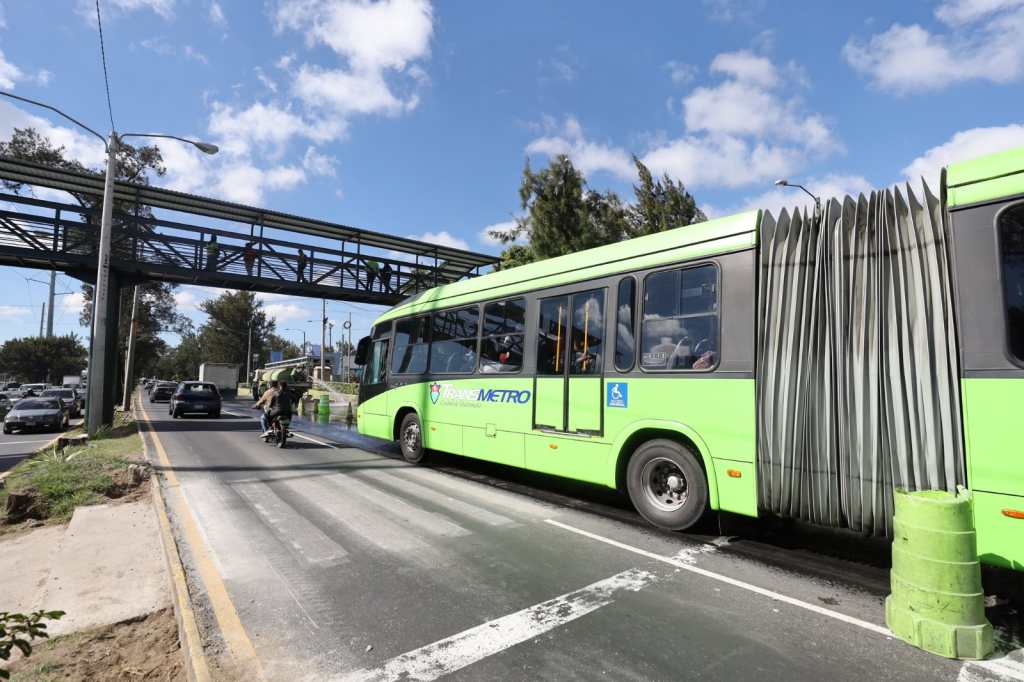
[87,270,122,427]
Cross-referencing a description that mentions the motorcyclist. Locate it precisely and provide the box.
[254,380,279,437]
[266,381,295,437]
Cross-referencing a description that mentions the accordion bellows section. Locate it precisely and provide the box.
[756,182,965,536]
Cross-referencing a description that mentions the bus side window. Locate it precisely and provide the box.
[365,339,389,385]
[570,289,605,375]
[615,278,636,371]
[640,264,719,371]
[392,315,430,374]
[430,307,479,373]
[537,297,569,375]
[480,298,526,373]
[999,203,1024,362]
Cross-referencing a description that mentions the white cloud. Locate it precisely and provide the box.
[901,124,1024,187]
[642,51,839,188]
[702,0,765,23]
[709,50,778,87]
[208,0,227,26]
[735,174,875,217]
[0,305,32,317]
[525,116,635,180]
[274,0,433,119]
[407,230,470,251]
[0,101,107,168]
[184,46,208,64]
[302,146,337,177]
[207,101,343,157]
[263,302,310,323]
[0,48,24,89]
[844,2,1024,93]
[61,291,85,313]
[664,61,697,85]
[255,67,277,93]
[172,288,204,312]
[77,0,175,21]
[936,0,1024,25]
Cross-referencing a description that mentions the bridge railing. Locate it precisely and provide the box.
[0,193,483,298]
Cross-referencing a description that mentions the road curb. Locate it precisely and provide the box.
[136,401,213,682]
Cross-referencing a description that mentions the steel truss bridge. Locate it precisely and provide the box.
[0,157,497,422]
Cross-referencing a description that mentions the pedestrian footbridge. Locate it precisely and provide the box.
[0,157,496,305]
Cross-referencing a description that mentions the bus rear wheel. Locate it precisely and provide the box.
[626,439,708,531]
[398,412,425,464]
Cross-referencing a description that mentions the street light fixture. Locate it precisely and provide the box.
[0,90,218,435]
[774,179,822,219]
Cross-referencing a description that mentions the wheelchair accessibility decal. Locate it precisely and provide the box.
[607,382,628,408]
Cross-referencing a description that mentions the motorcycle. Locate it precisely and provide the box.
[264,414,291,448]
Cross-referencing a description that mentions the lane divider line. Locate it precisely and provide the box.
[544,518,892,638]
[340,567,658,682]
[137,398,265,679]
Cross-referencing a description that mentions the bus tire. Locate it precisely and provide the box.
[626,439,708,531]
[398,412,425,464]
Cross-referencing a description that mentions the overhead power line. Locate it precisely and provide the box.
[95,0,116,132]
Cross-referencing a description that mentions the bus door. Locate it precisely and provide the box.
[533,289,605,435]
[358,335,391,439]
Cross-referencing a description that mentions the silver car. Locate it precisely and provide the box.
[3,397,68,434]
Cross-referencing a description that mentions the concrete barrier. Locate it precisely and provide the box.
[885,488,993,660]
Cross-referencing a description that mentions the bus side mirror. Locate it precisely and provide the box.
[355,336,371,366]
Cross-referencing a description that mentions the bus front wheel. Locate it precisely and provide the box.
[626,439,708,531]
[398,412,425,464]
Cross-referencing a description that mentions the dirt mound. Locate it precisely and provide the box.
[6,608,183,680]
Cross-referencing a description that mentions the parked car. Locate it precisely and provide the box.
[3,397,68,434]
[41,388,82,418]
[149,382,177,403]
[169,382,222,418]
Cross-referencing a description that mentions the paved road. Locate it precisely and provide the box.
[139,399,1023,682]
[0,420,79,472]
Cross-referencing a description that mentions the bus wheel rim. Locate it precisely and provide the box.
[403,421,421,453]
[641,456,688,512]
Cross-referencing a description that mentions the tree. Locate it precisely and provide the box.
[489,155,705,268]
[627,156,705,237]
[0,335,87,383]
[0,128,184,386]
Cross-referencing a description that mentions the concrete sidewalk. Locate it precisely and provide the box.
[0,500,169,637]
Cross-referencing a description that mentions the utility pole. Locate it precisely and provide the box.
[46,270,55,336]
[346,312,352,382]
[39,302,46,337]
[87,132,119,436]
[246,318,253,384]
[121,284,140,410]
[320,298,326,381]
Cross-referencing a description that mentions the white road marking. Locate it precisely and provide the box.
[233,480,348,568]
[316,469,471,539]
[339,567,658,682]
[544,519,892,637]
[358,468,515,527]
[0,439,52,447]
[292,432,338,448]
[281,476,437,557]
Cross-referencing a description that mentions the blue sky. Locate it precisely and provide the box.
[1,0,1023,348]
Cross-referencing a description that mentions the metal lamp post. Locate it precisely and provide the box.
[774,179,822,219]
[0,91,218,435]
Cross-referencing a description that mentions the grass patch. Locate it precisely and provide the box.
[0,412,144,526]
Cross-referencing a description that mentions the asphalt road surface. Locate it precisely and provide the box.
[138,399,1024,682]
[0,422,77,472]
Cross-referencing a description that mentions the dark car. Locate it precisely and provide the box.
[149,382,177,403]
[41,388,81,418]
[3,397,68,434]
[169,382,222,418]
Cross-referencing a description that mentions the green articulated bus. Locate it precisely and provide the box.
[357,145,1024,571]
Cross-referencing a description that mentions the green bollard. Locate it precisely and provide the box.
[317,393,330,424]
[885,487,993,660]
